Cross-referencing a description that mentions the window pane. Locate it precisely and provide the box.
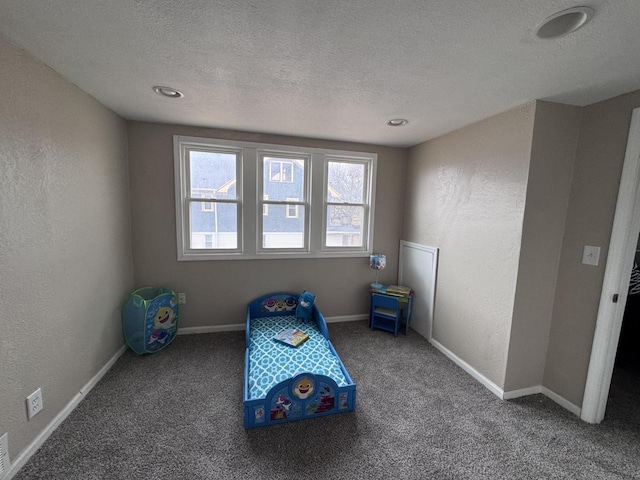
[327,161,365,203]
[263,157,304,201]
[325,205,364,247]
[262,204,305,249]
[190,150,237,199]
[190,201,237,249]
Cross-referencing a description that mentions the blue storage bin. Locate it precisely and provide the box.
[122,287,179,354]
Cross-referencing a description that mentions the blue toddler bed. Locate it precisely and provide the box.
[243,292,356,428]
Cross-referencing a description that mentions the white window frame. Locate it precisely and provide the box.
[174,140,243,259]
[285,197,300,219]
[258,153,310,253]
[174,135,376,260]
[322,157,373,252]
[191,188,217,211]
[269,160,294,183]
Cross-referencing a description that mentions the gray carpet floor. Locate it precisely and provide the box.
[14,321,640,479]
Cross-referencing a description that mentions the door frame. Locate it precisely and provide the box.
[581,107,640,423]
[398,240,438,342]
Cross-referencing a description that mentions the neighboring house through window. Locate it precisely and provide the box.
[269,160,293,182]
[204,234,214,248]
[192,188,217,212]
[176,144,241,253]
[174,135,377,260]
[286,198,299,219]
[324,159,370,248]
[260,155,307,250]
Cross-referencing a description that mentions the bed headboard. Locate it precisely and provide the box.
[245,291,330,346]
[247,292,300,318]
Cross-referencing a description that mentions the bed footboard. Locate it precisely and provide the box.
[244,372,356,429]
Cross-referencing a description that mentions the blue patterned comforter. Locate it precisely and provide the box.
[248,315,349,400]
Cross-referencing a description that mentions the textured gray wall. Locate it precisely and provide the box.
[127,121,407,326]
[545,89,640,406]
[505,101,582,392]
[403,90,640,406]
[403,103,536,388]
[0,35,133,459]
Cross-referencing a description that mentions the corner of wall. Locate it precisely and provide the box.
[504,101,582,392]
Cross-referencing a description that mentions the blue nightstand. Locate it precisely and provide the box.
[369,286,413,335]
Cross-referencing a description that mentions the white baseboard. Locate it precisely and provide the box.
[503,385,543,400]
[431,338,581,416]
[325,314,368,323]
[178,324,245,334]
[430,338,505,399]
[177,314,368,335]
[505,385,580,416]
[6,344,127,480]
[542,386,582,416]
[80,345,126,395]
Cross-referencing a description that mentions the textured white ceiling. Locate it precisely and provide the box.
[1,1,640,147]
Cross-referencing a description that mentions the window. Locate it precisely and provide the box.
[174,135,376,260]
[192,188,217,211]
[286,198,299,219]
[324,159,370,249]
[174,142,241,255]
[259,155,308,250]
[269,160,293,182]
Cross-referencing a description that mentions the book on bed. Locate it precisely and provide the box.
[273,328,310,347]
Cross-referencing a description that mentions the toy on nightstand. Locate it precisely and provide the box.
[296,290,316,322]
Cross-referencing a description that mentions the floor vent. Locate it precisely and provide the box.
[0,433,9,479]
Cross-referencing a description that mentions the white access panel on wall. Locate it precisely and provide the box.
[398,240,438,342]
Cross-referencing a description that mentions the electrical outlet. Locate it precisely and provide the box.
[26,388,43,419]
[0,432,10,478]
[178,293,186,304]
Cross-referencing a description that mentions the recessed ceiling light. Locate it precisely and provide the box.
[387,119,408,127]
[152,86,184,98]
[535,6,594,40]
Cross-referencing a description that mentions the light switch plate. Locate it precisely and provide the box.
[582,245,601,266]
